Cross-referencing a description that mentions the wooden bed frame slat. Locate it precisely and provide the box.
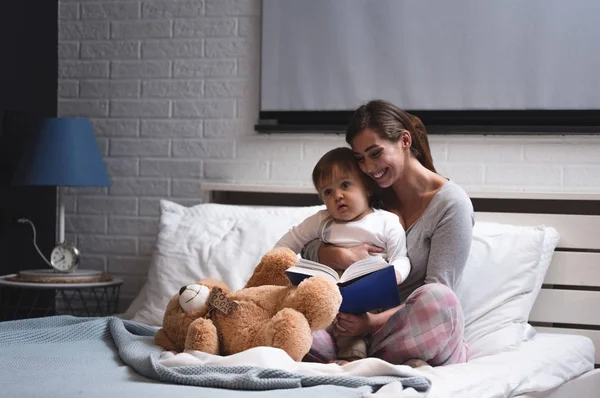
[545,252,600,286]
[475,212,600,250]
[534,326,600,364]
[530,289,600,326]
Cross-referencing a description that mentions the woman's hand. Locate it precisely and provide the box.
[334,312,378,337]
[319,243,383,271]
[334,305,404,337]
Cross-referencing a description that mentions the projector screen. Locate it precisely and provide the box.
[259,0,600,133]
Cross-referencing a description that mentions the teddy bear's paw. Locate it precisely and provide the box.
[244,247,297,288]
[254,308,312,362]
[286,276,342,331]
[185,318,220,354]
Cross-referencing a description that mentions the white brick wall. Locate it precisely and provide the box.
[58,0,600,310]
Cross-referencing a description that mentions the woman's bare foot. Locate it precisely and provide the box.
[403,358,429,368]
[328,358,361,365]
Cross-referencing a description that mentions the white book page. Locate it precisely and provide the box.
[338,255,390,284]
[289,259,339,282]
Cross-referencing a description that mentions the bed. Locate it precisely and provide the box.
[199,183,600,398]
[2,182,600,398]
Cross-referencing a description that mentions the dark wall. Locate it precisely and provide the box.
[0,1,58,111]
[0,0,58,278]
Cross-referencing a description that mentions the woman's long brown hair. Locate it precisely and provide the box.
[345,99,436,173]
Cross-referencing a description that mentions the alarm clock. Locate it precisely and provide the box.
[49,243,80,273]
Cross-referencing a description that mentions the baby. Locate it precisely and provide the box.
[274,147,411,362]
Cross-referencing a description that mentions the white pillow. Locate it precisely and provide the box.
[124,199,560,355]
[123,200,324,326]
[456,222,559,359]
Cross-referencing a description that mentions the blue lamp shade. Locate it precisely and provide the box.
[12,118,110,187]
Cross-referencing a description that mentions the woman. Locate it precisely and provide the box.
[303,100,474,367]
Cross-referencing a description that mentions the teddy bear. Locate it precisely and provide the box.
[154,247,342,361]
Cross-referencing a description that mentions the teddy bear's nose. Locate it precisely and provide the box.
[179,286,187,296]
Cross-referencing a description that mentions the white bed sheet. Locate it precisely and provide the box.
[158,332,593,398]
[411,332,595,398]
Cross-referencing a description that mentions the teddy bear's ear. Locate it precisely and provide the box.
[198,278,230,294]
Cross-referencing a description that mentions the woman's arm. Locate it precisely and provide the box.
[305,242,383,271]
[424,198,474,290]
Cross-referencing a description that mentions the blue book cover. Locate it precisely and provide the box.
[285,263,401,314]
[286,271,313,286]
[338,266,400,314]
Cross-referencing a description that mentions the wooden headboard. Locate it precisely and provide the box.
[201,182,600,365]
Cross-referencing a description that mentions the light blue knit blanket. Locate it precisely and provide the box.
[0,316,430,398]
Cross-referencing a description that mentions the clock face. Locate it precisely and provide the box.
[50,244,80,272]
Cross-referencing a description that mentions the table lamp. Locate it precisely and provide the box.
[12,117,110,276]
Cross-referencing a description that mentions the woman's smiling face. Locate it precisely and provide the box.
[350,128,407,188]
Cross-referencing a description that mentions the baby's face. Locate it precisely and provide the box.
[318,168,372,222]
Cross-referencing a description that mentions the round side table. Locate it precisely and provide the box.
[0,274,123,320]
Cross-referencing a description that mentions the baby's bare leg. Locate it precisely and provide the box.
[334,331,367,361]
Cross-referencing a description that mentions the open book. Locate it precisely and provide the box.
[285,256,401,314]
[286,255,389,285]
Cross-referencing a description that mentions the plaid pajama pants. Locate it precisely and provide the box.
[304,283,468,366]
